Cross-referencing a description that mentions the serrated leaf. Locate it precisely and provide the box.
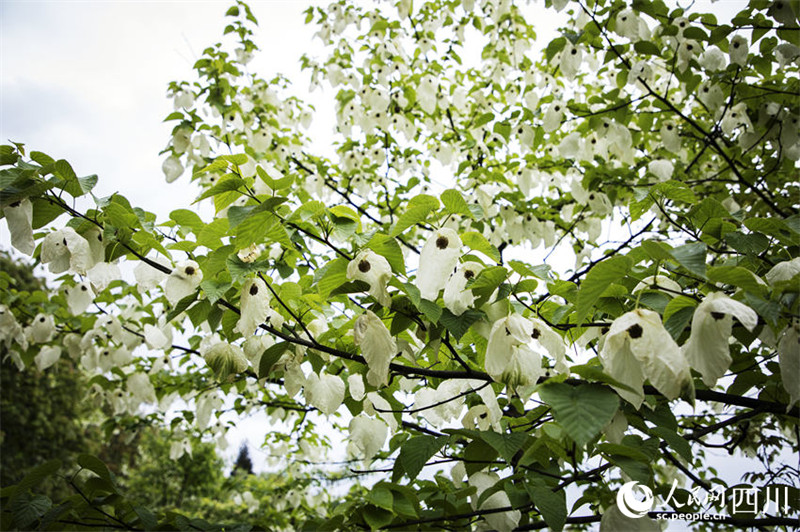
[397,436,448,481]
[418,299,442,323]
[461,231,500,262]
[258,343,289,378]
[529,486,567,532]
[439,308,484,340]
[441,189,471,216]
[78,454,112,482]
[479,431,528,463]
[649,427,692,462]
[707,266,765,294]
[367,233,406,275]
[671,242,707,277]
[314,258,349,297]
[575,256,631,324]
[390,194,439,237]
[538,383,619,447]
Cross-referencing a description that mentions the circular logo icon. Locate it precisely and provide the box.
[617,481,655,519]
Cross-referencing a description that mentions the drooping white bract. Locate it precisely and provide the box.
[243,334,274,369]
[600,504,660,532]
[29,313,55,344]
[304,372,345,415]
[203,341,248,379]
[683,293,758,387]
[443,261,484,316]
[67,281,95,315]
[648,159,674,182]
[127,372,157,404]
[165,260,202,306]
[778,320,799,407]
[766,257,800,285]
[469,472,520,532]
[144,323,173,350]
[353,310,397,387]
[347,414,387,461]
[633,274,682,295]
[346,249,393,307]
[364,391,398,432]
[2,199,35,255]
[542,101,565,132]
[416,228,462,301]
[87,262,122,293]
[529,317,569,375]
[348,374,365,401]
[600,309,691,408]
[34,345,61,372]
[0,305,27,352]
[235,277,271,337]
[134,256,170,294]
[485,314,546,387]
[413,380,470,426]
[41,227,93,275]
[162,155,183,182]
[729,34,749,66]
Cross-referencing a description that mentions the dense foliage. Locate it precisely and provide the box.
[1,0,799,529]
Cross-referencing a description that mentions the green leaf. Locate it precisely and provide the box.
[194,175,245,203]
[170,209,205,233]
[418,299,442,323]
[479,431,528,463]
[439,309,484,340]
[461,231,500,262]
[78,454,112,482]
[724,231,769,256]
[390,194,439,237]
[575,256,631,324]
[397,436,448,481]
[315,257,349,297]
[165,292,198,322]
[671,242,706,277]
[474,111,494,128]
[707,266,765,294]
[649,427,692,462]
[367,233,406,275]
[529,486,567,532]
[9,460,61,503]
[538,383,619,447]
[368,485,395,512]
[634,41,661,55]
[441,189,471,216]
[258,343,289,378]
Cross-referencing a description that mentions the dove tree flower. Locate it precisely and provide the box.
[600,309,692,408]
[415,228,462,301]
[346,249,393,307]
[164,260,202,305]
[683,293,758,387]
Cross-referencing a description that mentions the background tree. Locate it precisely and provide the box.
[1,0,799,530]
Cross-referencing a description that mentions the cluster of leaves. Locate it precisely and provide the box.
[1,0,799,529]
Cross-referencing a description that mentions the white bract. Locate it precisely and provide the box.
[766,257,800,285]
[353,310,397,387]
[66,282,95,315]
[346,249,393,307]
[469,472,520,532]
[683,293,758,387]
[34,345,61,372]
[442,261,484,316]
[162,155,184,182]
[165,261,202,306]
[416,228,462,301]
[235,277,271,336]
[41,227,93,274]
[600,309,691,408]
[305,372,345,415]
[2,199,35,255]
[347,414,387,461]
